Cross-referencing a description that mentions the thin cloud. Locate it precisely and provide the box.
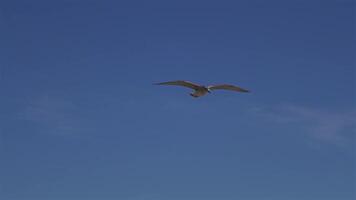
[20,95,85,135]
[250,104,356,145]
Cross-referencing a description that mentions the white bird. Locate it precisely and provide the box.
[156,80,249,97]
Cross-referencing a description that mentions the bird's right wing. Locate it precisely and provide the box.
[208,84,250,93]
[155,80,201,90]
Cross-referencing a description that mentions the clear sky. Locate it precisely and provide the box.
[1,0,355,200]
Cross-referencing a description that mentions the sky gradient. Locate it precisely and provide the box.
[1,0,355,200]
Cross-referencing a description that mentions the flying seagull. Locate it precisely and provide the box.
[156,80,249,97]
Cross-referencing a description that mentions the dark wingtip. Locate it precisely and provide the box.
[240,88,250,93]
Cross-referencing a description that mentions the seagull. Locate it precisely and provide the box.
[155,80,249,97]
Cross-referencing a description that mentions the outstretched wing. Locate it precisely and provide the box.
[208,84,250,93]
[155,80,201,90]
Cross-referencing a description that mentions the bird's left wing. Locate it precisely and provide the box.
[155,80,201,90]
[208,84,250,93]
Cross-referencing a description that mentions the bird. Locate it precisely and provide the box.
[155,80,249,98]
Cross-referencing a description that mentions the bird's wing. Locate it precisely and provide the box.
[208,84,250,92]
[155,80,201,90]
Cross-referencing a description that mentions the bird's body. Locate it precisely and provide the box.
[190,87,210,97]
[156,80,249,98]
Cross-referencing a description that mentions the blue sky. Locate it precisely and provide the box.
[1,0,355,200]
